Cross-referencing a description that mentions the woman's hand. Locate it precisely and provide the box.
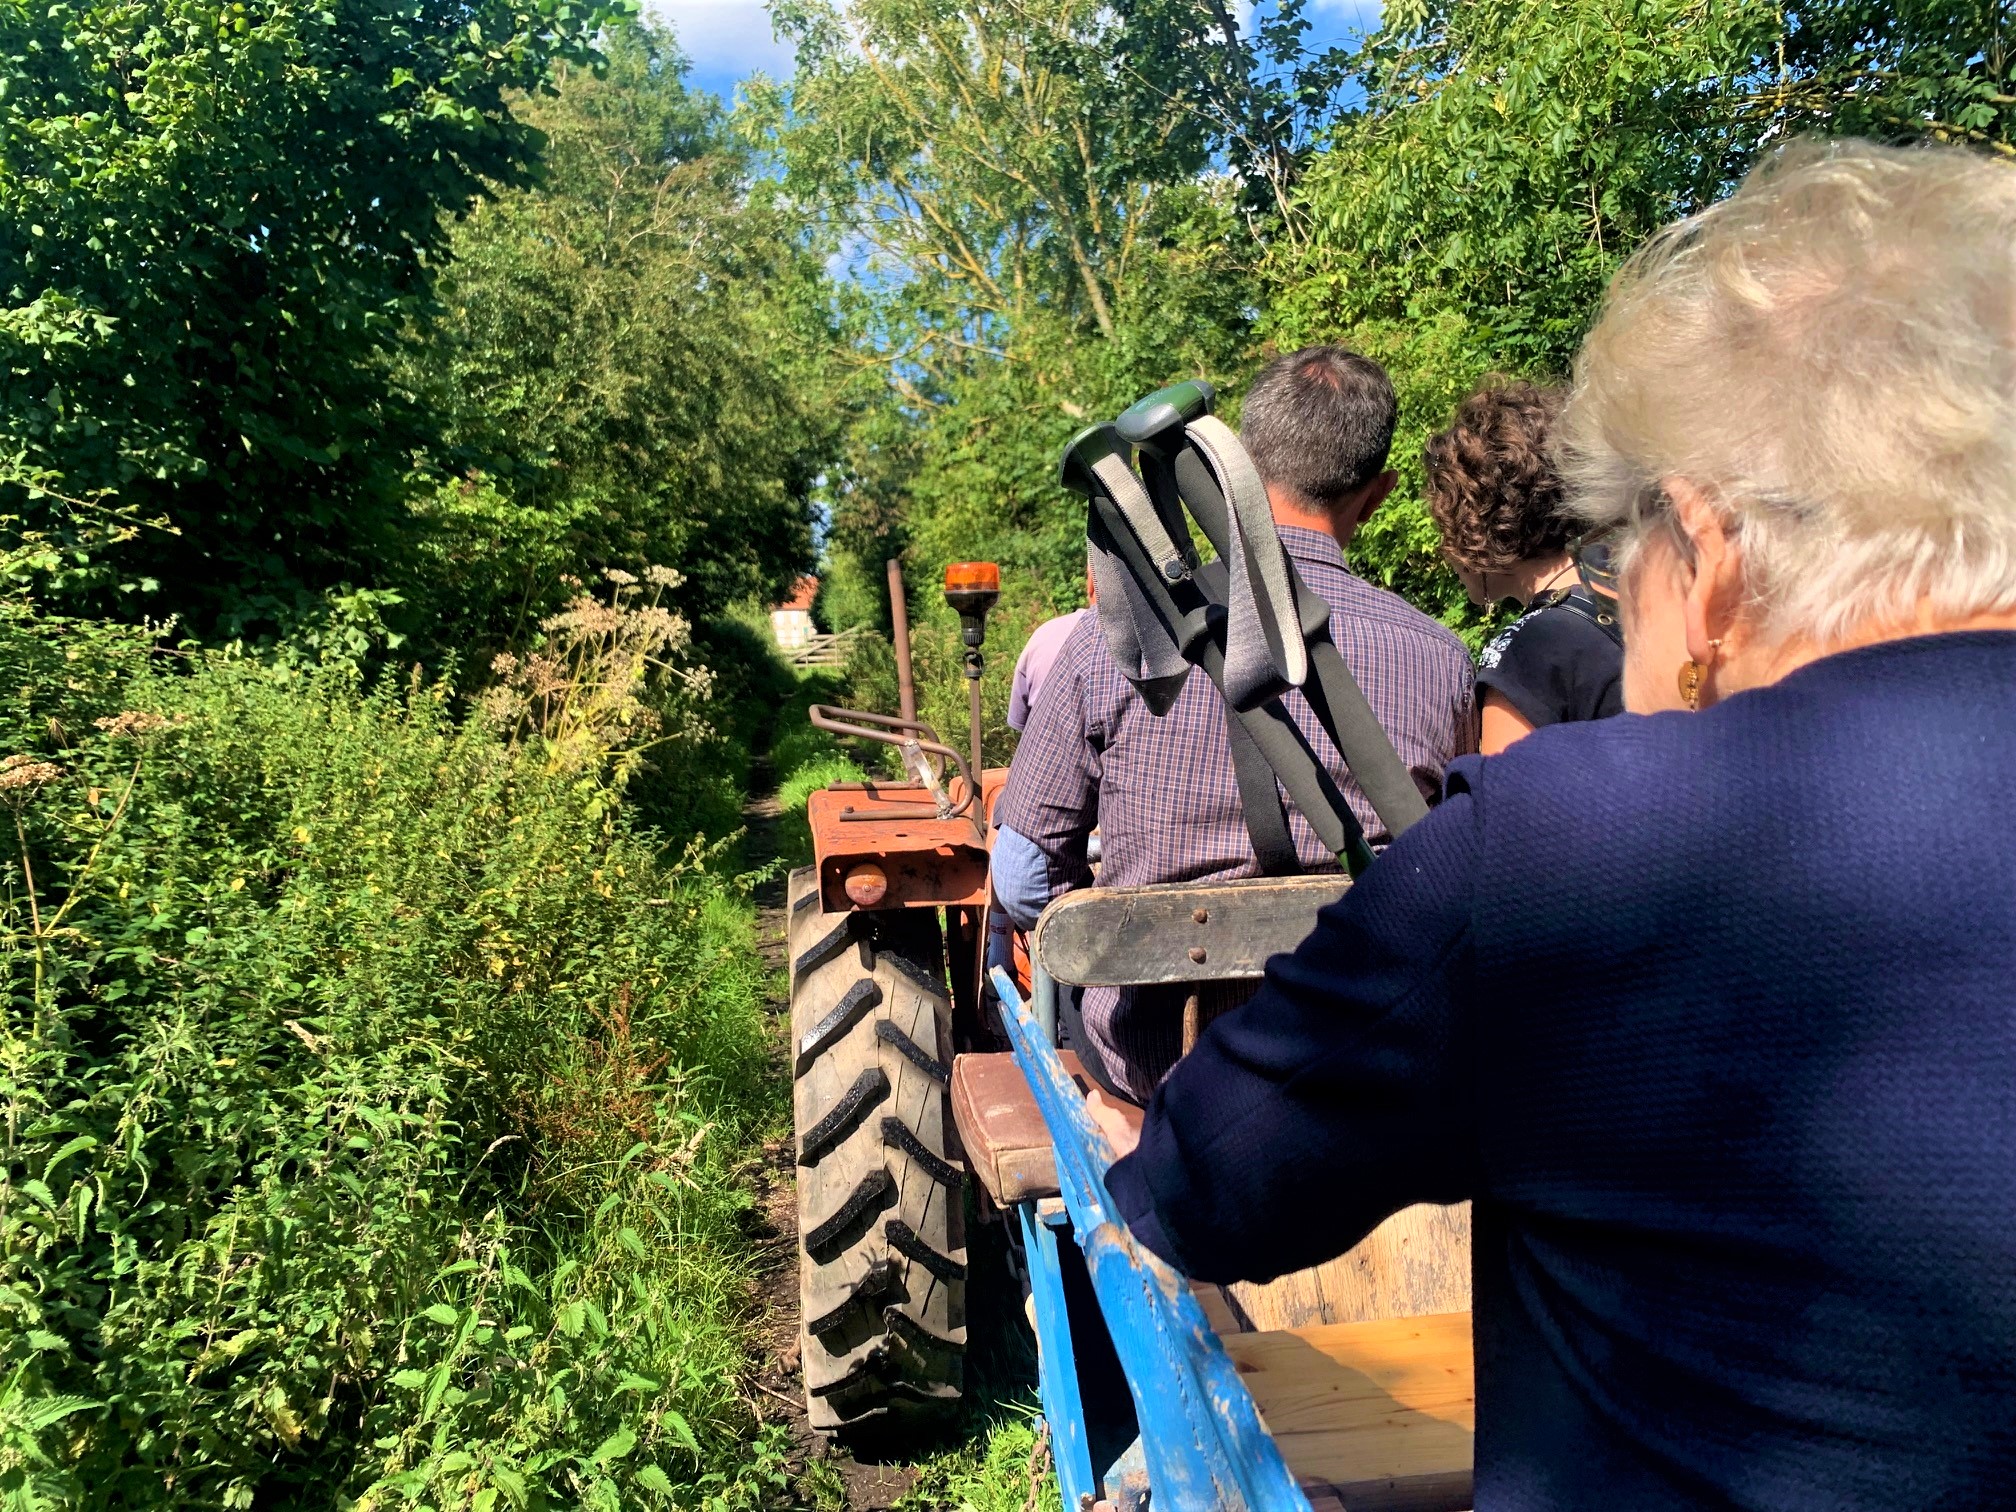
[1086,1087,1142,1158]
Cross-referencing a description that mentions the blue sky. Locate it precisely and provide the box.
[650,0,1383,105]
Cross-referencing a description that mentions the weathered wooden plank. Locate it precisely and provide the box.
[1230,1203,1473,1332]
[1225,1311,1474,1510]
[1032,875,1351,988]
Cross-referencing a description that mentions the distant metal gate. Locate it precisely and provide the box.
[787,628,866,668]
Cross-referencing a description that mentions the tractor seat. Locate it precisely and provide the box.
[951,1051,1144,1205]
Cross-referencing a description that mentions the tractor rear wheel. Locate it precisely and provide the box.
[788,867,967,1444]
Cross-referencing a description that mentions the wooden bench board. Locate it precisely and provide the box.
[1223,1310,1475,1508]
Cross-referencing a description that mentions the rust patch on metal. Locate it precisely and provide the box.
[809,770,1011,913]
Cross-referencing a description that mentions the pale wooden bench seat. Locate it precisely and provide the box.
[1223,1310,1475,1512]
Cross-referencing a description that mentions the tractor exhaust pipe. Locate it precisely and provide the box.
[886,558,918,727]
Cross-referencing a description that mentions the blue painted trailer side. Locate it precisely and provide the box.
[1017,1199,1098,1509]
[991,967,1314,1512]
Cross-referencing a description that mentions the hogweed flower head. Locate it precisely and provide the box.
[94,710,169,738]
[0,753,62,793]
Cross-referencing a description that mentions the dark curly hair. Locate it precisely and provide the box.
[1423,381,1573,575]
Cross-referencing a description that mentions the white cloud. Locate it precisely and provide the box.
[1306,0,1381,25]
[647,0,796,90]
[648,0,1376,100]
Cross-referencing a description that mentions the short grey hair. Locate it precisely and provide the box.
[1241,346,1397,505]
[1559,138,2016,647]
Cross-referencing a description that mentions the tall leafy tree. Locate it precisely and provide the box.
[401,23,834,649]
[764,0,1267,610]
[0,0,627,629]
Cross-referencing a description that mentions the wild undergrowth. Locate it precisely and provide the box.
[0,589,789,1510]
[897,1412,1047,1512]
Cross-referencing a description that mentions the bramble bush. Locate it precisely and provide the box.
[0,591,791,1510]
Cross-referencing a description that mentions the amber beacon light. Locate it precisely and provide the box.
[943,561,1001,617]
[942,561,1001,786]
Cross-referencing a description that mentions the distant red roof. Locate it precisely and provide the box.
[777,575,818,613]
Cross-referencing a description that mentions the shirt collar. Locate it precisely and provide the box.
[1276,524,1349,574]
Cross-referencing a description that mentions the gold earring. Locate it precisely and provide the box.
[1677,638,1723,712]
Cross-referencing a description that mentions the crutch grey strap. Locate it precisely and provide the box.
[1184,415,1307,712]
[1089,511,1190,715]
[1230,696,1375,876]
[1222,703,1300,875]
[1302,639,1430,836]
[1090,447,1190,589]
[1064,426,1195,716]
[1181,432,1429,841]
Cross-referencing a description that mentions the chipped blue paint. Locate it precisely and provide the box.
[992,966,1314,1512]
[1017,1199,1098,1508]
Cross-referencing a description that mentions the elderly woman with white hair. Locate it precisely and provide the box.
[1105,139,2016,1509]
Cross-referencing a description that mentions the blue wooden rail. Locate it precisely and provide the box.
[990,966,1314,1512]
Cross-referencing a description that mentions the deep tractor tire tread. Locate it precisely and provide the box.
[788,867,966,1441]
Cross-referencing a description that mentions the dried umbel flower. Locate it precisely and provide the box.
[643,564,684,589]
[521,653,568,699]
[541,595,624,640]
[479,571,709,775]
[476,684,522,729]
[0,753,62,792]
[93,710,169,738]
[629,605,689,657]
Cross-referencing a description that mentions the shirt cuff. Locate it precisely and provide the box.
[991,824,1054,932]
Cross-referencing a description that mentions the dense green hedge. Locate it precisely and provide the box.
[0,606,787,1510]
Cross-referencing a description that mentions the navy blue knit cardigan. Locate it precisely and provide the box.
[1107,632,2016,1510]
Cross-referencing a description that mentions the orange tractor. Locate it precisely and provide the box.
[784,558,1008,1442]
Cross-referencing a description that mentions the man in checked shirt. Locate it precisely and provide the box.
[992,347,1477,1104]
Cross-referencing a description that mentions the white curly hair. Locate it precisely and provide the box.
[1560,138,2016,647]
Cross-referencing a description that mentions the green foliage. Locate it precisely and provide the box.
[898,1408,1055,1512]
[764,0,1263,617]
[1272,0,2016,618]
[0,0,629,631]
[765,671,865,868]
[0,600,787,1508]
[402,23,835,652]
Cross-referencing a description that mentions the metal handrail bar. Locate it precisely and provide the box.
[808,705,978,820]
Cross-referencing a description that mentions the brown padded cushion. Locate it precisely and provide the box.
[950,1051,1144,1205]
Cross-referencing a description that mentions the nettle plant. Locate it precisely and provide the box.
[0,603,783,1510]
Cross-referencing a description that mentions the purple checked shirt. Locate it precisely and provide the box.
[994,525,1476,1100]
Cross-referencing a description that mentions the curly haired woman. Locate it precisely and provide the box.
[1425,381,1623,753]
